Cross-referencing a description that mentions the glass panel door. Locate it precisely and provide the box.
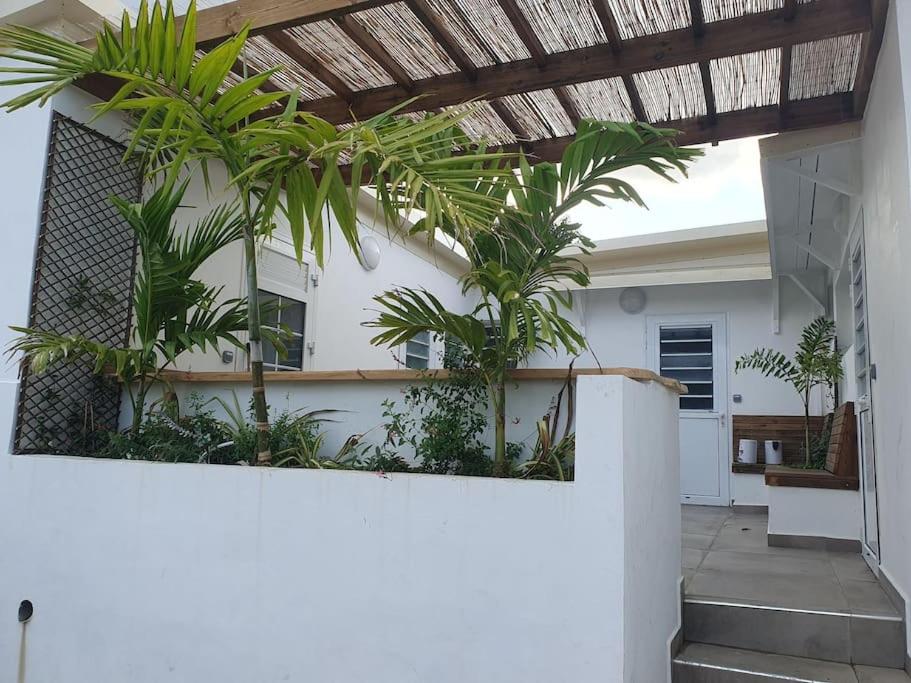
[851,231,879,567]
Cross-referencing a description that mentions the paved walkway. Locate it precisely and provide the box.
[682,505,898,617]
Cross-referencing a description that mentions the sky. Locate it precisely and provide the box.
[568,135,767,241]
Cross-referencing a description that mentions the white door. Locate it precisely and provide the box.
[850,229,880,569]
[649,315,729,506]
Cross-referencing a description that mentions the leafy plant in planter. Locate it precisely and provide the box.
[367,121,701,475]
[0,0,513,464]
[735,316,843,467]
[9,182,248,434]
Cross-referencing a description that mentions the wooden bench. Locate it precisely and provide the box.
[764,402,859,491]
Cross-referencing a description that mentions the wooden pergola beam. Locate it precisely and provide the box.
[290,0,870,125]
[338,93,856,183]
[510,94,855,158]
[335,15,414,90]
[189,0,397,48]
[263,30,354,100]
[404,0,477,79]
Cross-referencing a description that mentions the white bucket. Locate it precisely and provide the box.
[764,440,783,465]
[737,439,758,464]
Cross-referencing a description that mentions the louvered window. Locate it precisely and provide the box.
[659,325,714,411]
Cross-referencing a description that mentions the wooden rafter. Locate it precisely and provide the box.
[263,31,354,101]
[779,0,798,122]
[779,44,793,121]
[338,94,856,183]
[496,0,586,130]
[335,15,414,90]
[496,0,548,68]
[852,0,889,117]
[699,62,717,124]
[490,99,529,141]
[689,0,717,125]
[230,58,282,92]
[554,86,582,127]
[590,0,647,122]
[404,0,477,79]
[286,0,869,126]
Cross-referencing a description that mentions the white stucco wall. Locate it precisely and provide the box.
[156,376,569,460]
[0,66,55,452]
[530,278,823,417]
[856,0,911,655]
[0,375,681,683]
[767,487,862,542]
[731,472,769,507]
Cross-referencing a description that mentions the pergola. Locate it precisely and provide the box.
[82,0,888,163]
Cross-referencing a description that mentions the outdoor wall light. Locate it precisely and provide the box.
[359,235,381,271]
[17,600,32,623]
[619,287,647,314]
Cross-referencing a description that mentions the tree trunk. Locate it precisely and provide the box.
[130,378,147,435]
[243,227,271,465]
[803,397,811,468]
[492,380,507,476]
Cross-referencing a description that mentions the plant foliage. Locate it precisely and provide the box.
[735,316,843,467]
[8,182,248,431]
[368,121,702,472]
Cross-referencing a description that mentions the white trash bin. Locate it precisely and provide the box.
[737,439,758,464]
[764,440,783,465]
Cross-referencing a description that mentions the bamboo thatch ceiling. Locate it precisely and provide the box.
[84,0,888,164]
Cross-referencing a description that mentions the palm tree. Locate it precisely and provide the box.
[8,181,248,434]
[736,316,843,467]
[0,0,511,463]
[367,121,702,474]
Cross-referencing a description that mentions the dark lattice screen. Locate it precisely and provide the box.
[14,114,142,454]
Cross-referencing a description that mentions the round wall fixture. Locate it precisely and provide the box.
[619,287,647,314]
[359,235,381,271]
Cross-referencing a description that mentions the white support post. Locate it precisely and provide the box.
[771,275,781,335]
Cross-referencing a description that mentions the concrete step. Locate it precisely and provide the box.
[673,643,911,683]
[684,598,906,668]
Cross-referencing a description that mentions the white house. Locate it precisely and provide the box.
[1,0,910,681]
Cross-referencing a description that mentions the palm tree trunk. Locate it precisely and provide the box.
[242,226,271,465]
[803,394,811,468]
[130,377,147,435]
[493,380,507,476]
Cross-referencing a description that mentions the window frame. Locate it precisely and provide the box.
[252,241,316,372]
[404,330,432,369]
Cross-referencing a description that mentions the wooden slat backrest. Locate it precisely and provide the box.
[732,415,826,466]
[826,402,858,477]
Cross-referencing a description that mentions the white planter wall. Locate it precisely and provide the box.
[0,376,681,683]
[158,377,570,460]
[767,487,862,542]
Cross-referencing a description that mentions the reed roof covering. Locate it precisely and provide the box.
[88,0,887,165]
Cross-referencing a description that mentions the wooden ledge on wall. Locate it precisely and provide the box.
[764,465,859,491]
[157,367,688,394]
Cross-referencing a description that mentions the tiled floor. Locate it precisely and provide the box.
[682,505,899,617]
